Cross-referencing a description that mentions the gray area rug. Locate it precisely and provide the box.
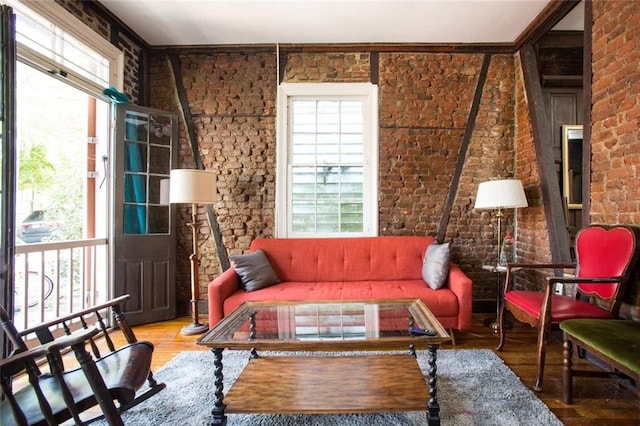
[109,349,562,425]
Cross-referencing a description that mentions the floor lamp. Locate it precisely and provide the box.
[170,169,217,335]
[475,179,528,332]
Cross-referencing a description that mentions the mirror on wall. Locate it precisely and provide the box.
[562,125,583,209]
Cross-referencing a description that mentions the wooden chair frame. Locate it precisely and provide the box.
[1,295,165,425]
[562,321,640,404]
[495,225,639,391]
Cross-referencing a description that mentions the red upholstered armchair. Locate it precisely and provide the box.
[496,225,639,391]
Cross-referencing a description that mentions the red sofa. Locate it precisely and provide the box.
[207,236,473,331]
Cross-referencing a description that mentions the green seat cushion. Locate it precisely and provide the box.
[560,319,640,374]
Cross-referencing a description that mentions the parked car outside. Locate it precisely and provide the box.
[17,210,60,243]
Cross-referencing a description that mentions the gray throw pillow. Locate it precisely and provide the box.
[230,249,281,292]
[422,242,450,290]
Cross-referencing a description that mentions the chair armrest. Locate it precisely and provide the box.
[18,295,131,339]
[502,262,576,293]
[0,328,99,381]
[0,346,47,370]
[506,262,576,271]
[44,327,100,353]
[547,276,626,285]
[447,263,473,330]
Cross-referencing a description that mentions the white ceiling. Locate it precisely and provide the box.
[98,0,582,47]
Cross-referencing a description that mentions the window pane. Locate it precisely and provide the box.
[125,142,147,173]
[291,100,316,133]
[124,205,146,234]
[14,9,110,87]
[124,174,146,203]
[149,115,172,146]
[288,94,368,235]
[14,62,112,243]
[317,101,340,133]
[291,133,316,164]
[149,145,170,175]
[125,111,149,143]
[122,108,173,235]
[148,205,169,234]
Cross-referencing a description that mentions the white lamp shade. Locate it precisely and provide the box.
[474,179,528,209]
[169,169,217,204]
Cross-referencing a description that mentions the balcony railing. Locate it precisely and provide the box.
[14,238,109,331]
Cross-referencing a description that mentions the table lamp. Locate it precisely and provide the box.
[475,179,528,266]
[475,178,527,332]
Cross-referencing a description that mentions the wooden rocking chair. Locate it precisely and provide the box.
[0,295,165,425]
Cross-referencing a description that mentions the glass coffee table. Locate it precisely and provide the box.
[197,298,451,426]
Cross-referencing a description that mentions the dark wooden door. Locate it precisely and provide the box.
[544,88,583,259]
[112,104,177,325]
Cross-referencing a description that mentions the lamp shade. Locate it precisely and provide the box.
[169,169,216,204]
[474,179,528,209]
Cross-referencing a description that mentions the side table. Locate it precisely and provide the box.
[482,264,512,333]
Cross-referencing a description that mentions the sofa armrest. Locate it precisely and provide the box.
[207,267,241,327]
[447,263,473,330]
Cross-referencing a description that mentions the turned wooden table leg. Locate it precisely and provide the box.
[426,344,441,426]
[249,313,258,359]
[210,348,227,426]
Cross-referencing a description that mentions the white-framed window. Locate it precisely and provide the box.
[276,83,378,237]
[6,0,123,94]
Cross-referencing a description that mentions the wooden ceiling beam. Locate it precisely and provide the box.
[515,0,582,50]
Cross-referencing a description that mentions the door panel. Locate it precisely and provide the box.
[113,104,177,325]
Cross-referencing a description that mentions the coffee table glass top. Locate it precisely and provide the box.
[197,299,450,350]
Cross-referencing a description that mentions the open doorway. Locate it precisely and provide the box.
[13,61,111,329]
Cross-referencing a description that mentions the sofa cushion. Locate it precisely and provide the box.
[223,280,460,321]
[504,291,615,321]
[250,236,435,282]
[230,249,280,292]
[422,242,450,290]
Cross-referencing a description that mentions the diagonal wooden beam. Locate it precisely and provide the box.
[168,54,230,271]
[436,54,491,243]
[520,44,571,263]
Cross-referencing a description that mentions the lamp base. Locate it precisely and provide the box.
[181,322,209,336]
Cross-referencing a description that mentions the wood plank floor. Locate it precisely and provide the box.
[120,312,639,425]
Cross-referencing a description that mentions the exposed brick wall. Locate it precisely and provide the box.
[148,50,517,309]
[378,53,480,237]
[455,54,517,298]
[591,0,640,225]
[149,52,278,308]
[56,0,109,39]
[117,33,142,104]
[591,0,640,317]
[377,53,516,300]
[284,52,370,82]
[50,0,640,316]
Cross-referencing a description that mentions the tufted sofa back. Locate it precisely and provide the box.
[250,236,435,282]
